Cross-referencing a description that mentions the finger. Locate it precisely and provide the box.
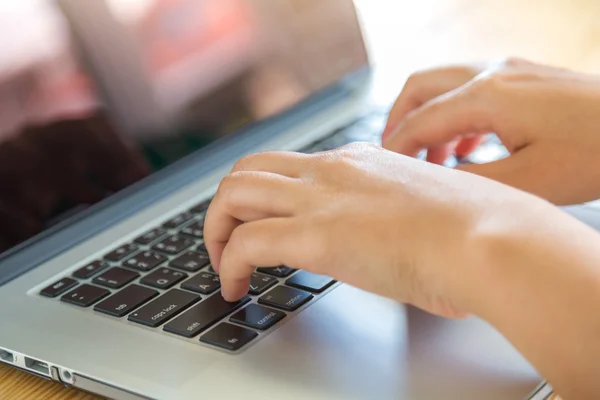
[455,135,486,158]
[455,146,554,199]
[383,66,481,139]
[218,218,311,301]
[231,151,311,177]
[204,171,304,271]
[384,82,495,157]
[426,144,455,165]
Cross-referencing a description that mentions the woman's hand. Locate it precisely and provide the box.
[204,142,549,319]
[204,142,600,399]
[382,58,600,205]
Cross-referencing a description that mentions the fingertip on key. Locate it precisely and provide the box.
[221,278,251,302]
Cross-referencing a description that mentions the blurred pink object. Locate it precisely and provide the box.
[0,1,99,141]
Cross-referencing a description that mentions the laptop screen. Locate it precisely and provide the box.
[0,0,368,255]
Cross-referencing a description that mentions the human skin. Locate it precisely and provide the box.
[204,59,600,399]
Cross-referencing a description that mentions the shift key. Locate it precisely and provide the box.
[128,289,200,327]
[164,294,251,338]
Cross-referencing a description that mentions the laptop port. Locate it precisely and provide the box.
[25,357,50,376]
[0,349,14,363]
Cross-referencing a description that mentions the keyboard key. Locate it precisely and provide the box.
[61,284,110,307]
[94,284,158,317]
[123,251,167,272]
[134,228,167,245]
[206,264,216,273]
[285,271,336,293]
[248,273,277,295]
[189,200,211,214]
[73,260,109,279]
[181,272,220,294]
[152,235,194,255]
[141,268,187,290]
[197,242,207,252]
[128,289,200,327]
[169,251,210,272]
[40,278,78,298]
[230,304,285,330]
[104,243,138,262]
[93,267,139,289]
[258,286,313,311]
[164,294,250,338]
[163,212,194,229]
[180,221,204,239]
[200,323,257,351]
[257,266,296,278]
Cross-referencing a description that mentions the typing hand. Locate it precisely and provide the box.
[204,142,546,318]
[383,57,600,205]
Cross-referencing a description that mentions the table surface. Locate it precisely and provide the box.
[2,0,600,398]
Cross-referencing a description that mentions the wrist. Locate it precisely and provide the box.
[458,196,563,318]
[458,199,600,399]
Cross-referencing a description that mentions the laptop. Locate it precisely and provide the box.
[1,1,597,398]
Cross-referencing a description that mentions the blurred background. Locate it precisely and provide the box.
[0,0,368,252]
[355,0,600,106]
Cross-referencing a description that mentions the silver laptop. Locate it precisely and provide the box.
[1,1,597,399]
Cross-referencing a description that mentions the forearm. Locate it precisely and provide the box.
[467,203,600,400]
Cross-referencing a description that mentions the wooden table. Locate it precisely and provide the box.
[2,0,599,398]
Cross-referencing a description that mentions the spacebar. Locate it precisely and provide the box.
[163,294,251,338]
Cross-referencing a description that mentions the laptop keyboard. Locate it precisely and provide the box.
[37,107,514,352]
[36,181,337,352]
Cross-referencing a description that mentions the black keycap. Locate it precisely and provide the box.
[73,260,109,279]
[128,289,200,327]
[230,304,285,330]
[285,271,336,293]
[93,267,139,289]
[164,294,250,338]
[40,278,78,298]
[163,212,195,229]
[123,251,167,272]
[189,200,211,214]
[104,243,138,262]
[248,273,277,295]
[257,266,296,278]
[197,242,207,253]
[152,235,194,255]
[94,285,158,317]
[169,251,210,272]
[134,228,167,245]
[200,323,258,351]
[258,286,313,311]
[61,284,110,307]
[141,268,187,290]
[180,272,220,294]
[180,221,204,239]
